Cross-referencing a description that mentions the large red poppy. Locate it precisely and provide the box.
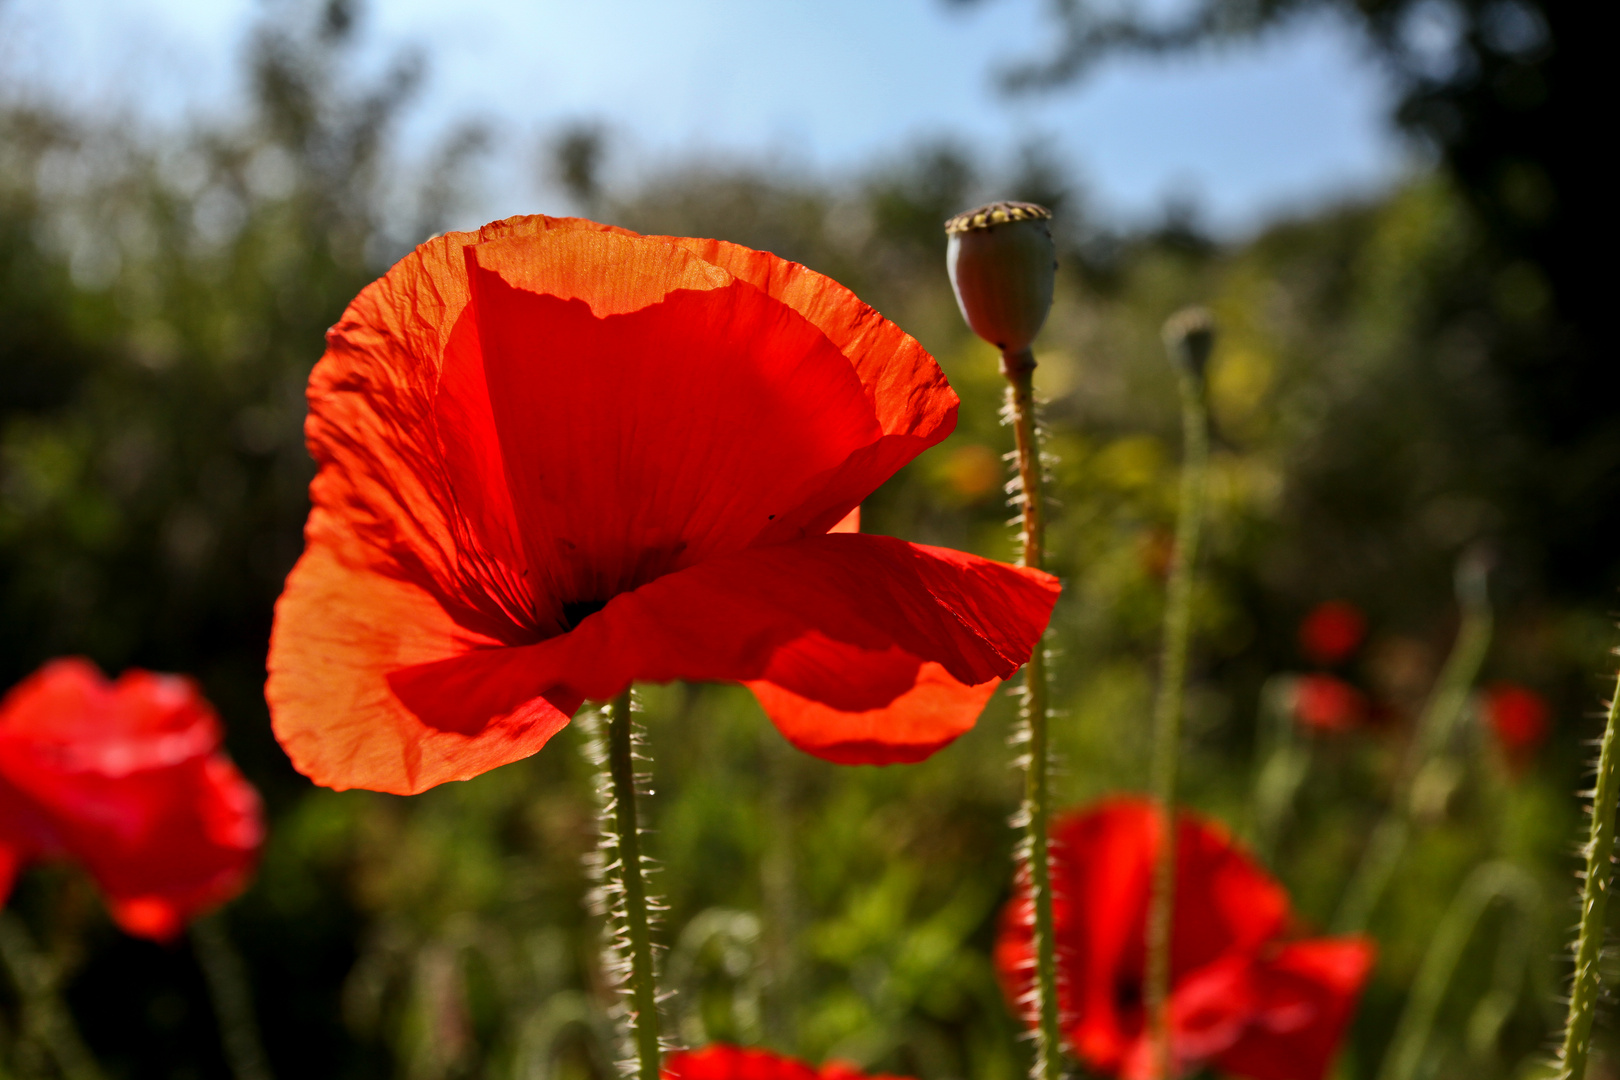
[0,659,264,942]
[994,797,1373,1080]
[663,1043,912,1080]
[266,216,1060,794]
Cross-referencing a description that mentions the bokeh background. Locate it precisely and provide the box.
[0,0,1612,1077]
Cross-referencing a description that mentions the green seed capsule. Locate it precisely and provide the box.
[945,201,1056,356]
[1162,306,1216,384]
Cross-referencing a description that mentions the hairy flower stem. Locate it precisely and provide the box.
[1557,661,1620,1079]
[1004,348,1060,1080]
[0,911,104,1080]
[1146,368,1210,1079]
[192,913,274,1080]
[607,688,663,1080]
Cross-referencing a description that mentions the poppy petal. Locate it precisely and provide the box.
[302,215,957,641]
[663,1045,909,1080]
[297,218,658,647]
[1212,938,1376,1080]
[658,236,958,543]
[386,534,1058,763]
[278,214,1005,793]
[996,798,1310,1078]
[829,506,861,534]
[746,652,1000,764]
[663,235,956,443]
[267,536,573,795]
[0,661,263,941]
[465,231,891,607]
[1172,808,1292,973]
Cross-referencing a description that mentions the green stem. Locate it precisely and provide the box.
[759,726,799,1046]
[1251,675,1313,865]
[191,912,273,1080]
[606,688,662,1080]
[1333,555,1493,934]
[1376,861,1538,1080]
[1145,369,1210,1079]
[0,912,103,1080]
[1004,348,1060,1080]
[1558,662,1620,1079]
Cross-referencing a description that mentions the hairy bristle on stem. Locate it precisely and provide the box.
[582,690,669,1079]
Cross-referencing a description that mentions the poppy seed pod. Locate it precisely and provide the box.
[1162,306,1216,382]
[945,202,1056,359]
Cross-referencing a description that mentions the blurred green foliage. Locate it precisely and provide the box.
[952,0,1616,604]
[1,2,1614,1078]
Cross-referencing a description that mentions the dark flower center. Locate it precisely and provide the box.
[562,598,608,630]
[1115,976,1143,1013]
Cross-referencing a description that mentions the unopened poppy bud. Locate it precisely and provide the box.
[945,201,1056,364]
[1162,306,1215,383]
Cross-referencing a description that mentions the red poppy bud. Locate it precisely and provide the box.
[945,201,1056,360]
[0,659,264,942]
[1482,682,1550,769]
[1298,601,1367,666]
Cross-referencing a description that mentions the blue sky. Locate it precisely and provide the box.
[0,0,1409,235]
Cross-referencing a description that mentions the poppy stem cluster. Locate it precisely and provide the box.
[1556,660,1620,1079]
[603,689,665,1080]
[1144,310,1214,1078]
[1333,554,1493,934]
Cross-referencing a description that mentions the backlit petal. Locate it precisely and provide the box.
[658,236,958,542]
[266,534,573,795]
[386,534,1057,762]
[747,654,999,764]
[465,232,886,607]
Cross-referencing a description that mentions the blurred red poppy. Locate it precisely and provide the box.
[0,659,264,942]
[664,1044,912,1080]
[1297,602,1366,666]
[995,798,1374,1080]
[266,215,1060,795]
[1291,674,1369,734]
[1483,682,1550,767]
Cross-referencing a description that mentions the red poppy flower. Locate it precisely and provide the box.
[1482,682,1550,768]
[266,215,1060,794]
[1291,674,1368,734]
[663,1044,912,1080]
[994,797,1374,1080]
[1297,602,1366,667]
[0,659,264,942]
